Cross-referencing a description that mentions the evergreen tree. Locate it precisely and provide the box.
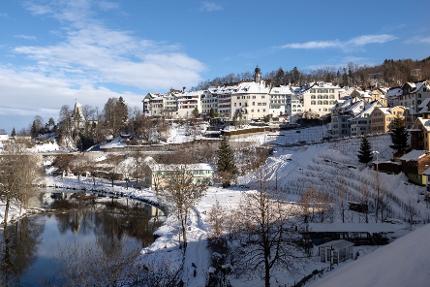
[10,128,16,137]
[390,116,409,155]
[357,136,373,164]
[217,137,237,187]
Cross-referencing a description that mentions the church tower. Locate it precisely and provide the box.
[254,66,262,83]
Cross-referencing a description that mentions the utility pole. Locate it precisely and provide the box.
[372,150,380,223]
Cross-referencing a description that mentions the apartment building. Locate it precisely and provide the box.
[302,82,342,117]
[268,86,295,117]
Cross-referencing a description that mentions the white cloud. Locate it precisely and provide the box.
[1,0,205,125]
[200,1,223,12]
[282,40,340,49]
[406,36,430,45]
[14,34,37,40]
[281,34,397,50]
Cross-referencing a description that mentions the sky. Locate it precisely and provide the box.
[0,0,429,131]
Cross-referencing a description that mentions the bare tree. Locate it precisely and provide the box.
[207,200,226,241]
[0,143,41,228]
[232,180,296,287]
[162,166,208,251]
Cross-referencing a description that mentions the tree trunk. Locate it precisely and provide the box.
[3,197,10,228]
[264,255,271,287]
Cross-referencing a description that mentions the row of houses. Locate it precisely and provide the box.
[329,80,430,138]
[142,67,348,122]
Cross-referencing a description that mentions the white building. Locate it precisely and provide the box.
[269,85,296,117]
[143,156,214,188]
[286,94,303,122]
[201,91,218,115]
[302,82,342,117]
[230,81,270,121]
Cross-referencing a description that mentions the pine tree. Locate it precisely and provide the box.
[217,137,237,187]
[10,128,16,137]
[390,116,408,155]
[358,136,373,164]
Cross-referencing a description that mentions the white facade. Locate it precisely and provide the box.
[269,86,295,117]
[230,81,270,121]
[302,82,342,117]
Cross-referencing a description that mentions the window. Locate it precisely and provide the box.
[311,95,316,99]
[311,101,316,105]
[318,101,322,105]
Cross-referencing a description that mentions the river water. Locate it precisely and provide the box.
[0,190,163,287]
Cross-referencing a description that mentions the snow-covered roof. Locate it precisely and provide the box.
[387,87,403,98]
[310,224,430,287]
[318,239,354,249]
[417,117,430,132]
[306,223,405,233]
[269,85,295,95]
[233,81,270,94]
[352,101,380,119]
[399,150,428,161]
[150,163,213,172]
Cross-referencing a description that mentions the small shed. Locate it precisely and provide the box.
[399,150,430,185]
[318,240,354,265]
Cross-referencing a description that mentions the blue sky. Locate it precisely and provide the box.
[0,0,429,131]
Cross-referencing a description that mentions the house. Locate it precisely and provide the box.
[369,88,388,107]
[399,150,430,185]
[302,82,342,117]
[318,240,354,265]
[330,98,365,137]
[144,157,214,188]
[370,106,406,134]
[350,101,381,136]
[394,81,430,125]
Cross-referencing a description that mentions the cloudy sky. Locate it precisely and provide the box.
[0,0,429,131]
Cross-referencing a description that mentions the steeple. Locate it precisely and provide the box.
[254,66,262,83]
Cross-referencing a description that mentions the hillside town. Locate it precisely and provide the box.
[1,1,430,287]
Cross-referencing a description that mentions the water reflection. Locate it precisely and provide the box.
[0,191,162,287]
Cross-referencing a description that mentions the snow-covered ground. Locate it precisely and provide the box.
[309,224,430,287]
[4,126,429,286]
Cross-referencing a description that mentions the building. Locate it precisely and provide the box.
[302,82,342,117]
[318,240,354,265]
[286,94,303,123]
[229,67,271,121]
[70,101,86,130]
[410,98,430,151]
[176,91,202,118]
[394,81,430,125]
[350,101,381,137]
[370,106,406,134]
[386,86,403,107]
[142,93,164,117]
[399,150,430,185]
[268,85,295,117]
[144,157,214,188]
[201,91,218,115]
[330,98,365,137]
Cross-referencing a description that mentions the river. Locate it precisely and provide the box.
[0,189,163,287]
